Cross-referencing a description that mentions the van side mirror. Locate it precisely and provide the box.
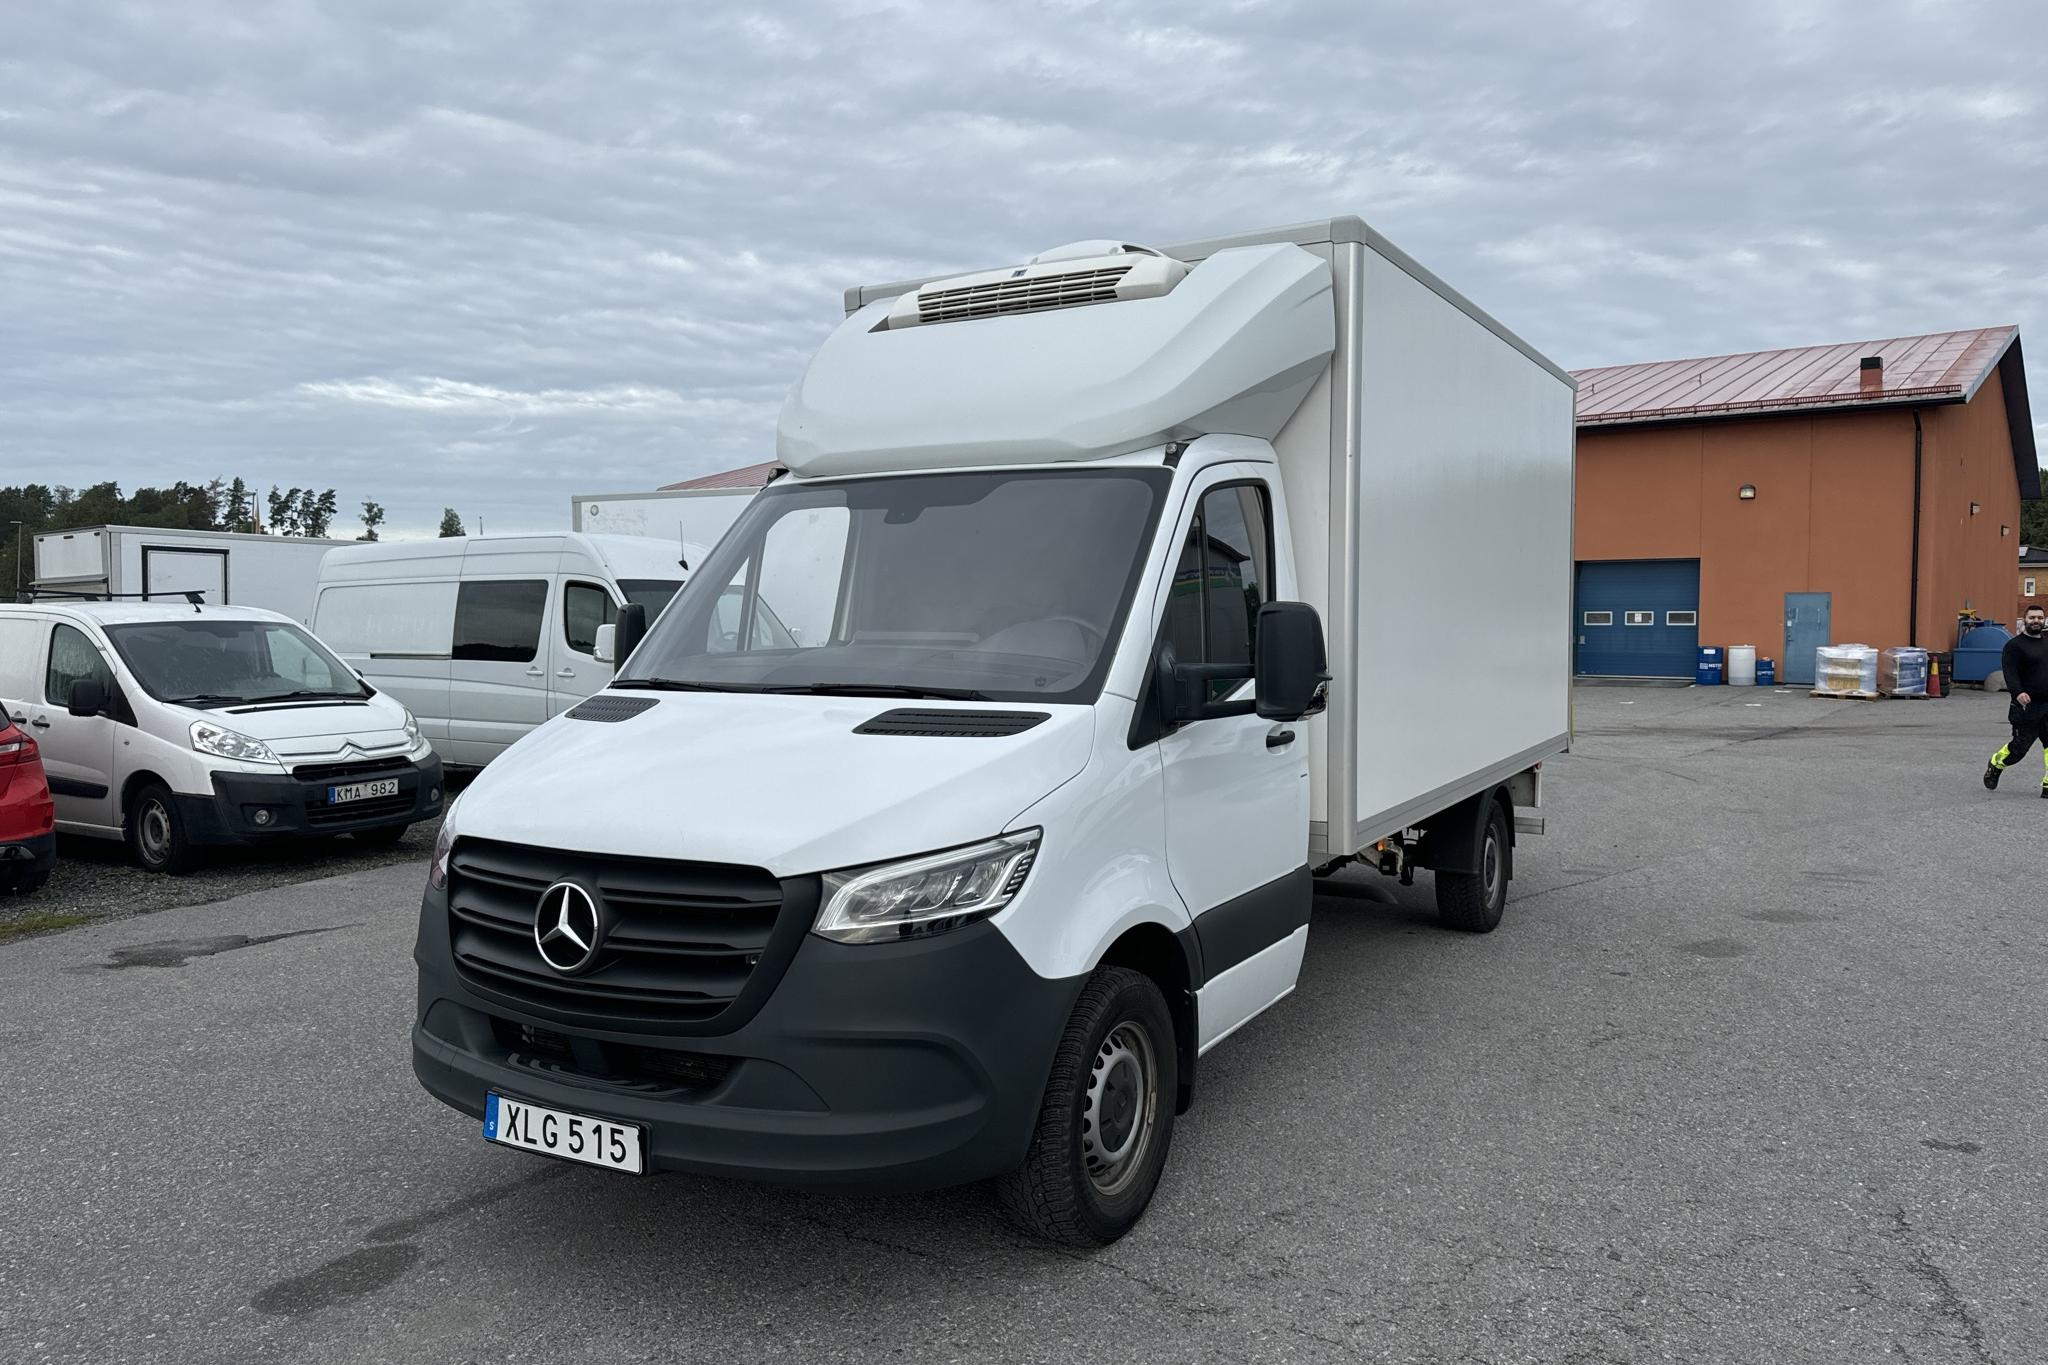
[1254,601,1328,721]
[68,677,108,718]
[593,623,616,664]
[613,604,648,668]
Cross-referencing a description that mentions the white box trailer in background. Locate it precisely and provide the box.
[31,526,353,623]
[570,488,759,558]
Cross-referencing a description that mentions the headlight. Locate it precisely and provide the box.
[428,795,460,890]
[814,830,1039,945]
[402,710,422,745]
[189,720,280,766]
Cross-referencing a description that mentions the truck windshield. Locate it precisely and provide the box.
[619,468,1169,704]
[104,619,371,707]
[617,578,684,619]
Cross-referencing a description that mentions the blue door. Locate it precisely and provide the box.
[1783,593,1831,686]
[1575,560,1701,677]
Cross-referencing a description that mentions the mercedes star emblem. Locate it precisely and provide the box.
[534,881,603,975]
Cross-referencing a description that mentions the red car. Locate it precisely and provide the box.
[1,717,56,895]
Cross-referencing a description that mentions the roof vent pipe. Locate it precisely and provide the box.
[1860,354,1884,393]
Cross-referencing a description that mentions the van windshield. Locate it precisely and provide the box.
[618,578,684,619]
[104,619,371,707]
[618,468,1169,704]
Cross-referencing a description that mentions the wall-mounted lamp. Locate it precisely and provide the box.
[2004,525,2013,537]
[1738,484,1757,501]
[1970,502,1981,515]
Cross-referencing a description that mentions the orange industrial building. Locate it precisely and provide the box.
[1570,327,2039,682]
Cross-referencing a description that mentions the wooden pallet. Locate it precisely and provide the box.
[1810,688,1882,700]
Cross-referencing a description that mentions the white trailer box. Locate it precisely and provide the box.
[31,526,354,624]
[570,488,757,557]
[837,217,1577,861]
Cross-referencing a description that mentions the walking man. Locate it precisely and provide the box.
[1984,603,2048,796]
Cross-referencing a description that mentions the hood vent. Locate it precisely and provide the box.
[853,708,1050,737]
[567,695,659,723]
[884,241,1189,330]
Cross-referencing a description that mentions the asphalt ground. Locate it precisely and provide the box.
[1,684,2042,1364]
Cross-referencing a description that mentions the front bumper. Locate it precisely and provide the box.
[411,878,1082,1192]
[175,754,445,844]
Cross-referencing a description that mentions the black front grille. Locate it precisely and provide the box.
[490,1019,735,1095]
[448,838,789,1029]
[294,758,411,782]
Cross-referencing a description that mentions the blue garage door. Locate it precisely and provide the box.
[1576,560,1701,677]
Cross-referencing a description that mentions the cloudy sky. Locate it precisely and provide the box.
[5,0,2044,537]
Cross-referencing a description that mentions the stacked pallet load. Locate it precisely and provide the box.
[1878,647,1930,698]
[1813,644,1881,698]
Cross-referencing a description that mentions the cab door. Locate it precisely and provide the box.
[1151,467,1312,1050]
[549,579,616,715]
[27,623,120,832]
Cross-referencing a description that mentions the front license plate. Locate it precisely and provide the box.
[328,778,400,804]
[484,1093,645,1174]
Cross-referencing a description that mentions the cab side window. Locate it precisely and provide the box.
[562,582,615,656]
[1163,483,1272,696]
[45,624,115,708]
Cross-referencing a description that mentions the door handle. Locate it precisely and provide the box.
[556,668,576,679]
[6,712,24,725]
[525,666,545,677]
[29,716,52,730]
[1266,727,1295,749]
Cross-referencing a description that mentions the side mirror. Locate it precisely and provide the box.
[592,623,616,664]
[1254,601,1328,721]
[68,677,108,718]
[613,604,648,668]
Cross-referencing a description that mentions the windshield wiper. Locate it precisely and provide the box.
[236,690,365,705]
[610,678,746,692]
[754,682,996,702]
[165,693,248,708]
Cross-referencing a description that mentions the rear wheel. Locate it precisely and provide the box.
[1436,799,1510,933]
[997,966,1177,1247]
[127,782,199,875]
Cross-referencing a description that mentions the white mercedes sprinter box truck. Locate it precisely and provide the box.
[32,526,351,623]
[412,217,1575,1245]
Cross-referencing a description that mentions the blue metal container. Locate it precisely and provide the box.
[1954,621,2011,685]
[1695,646,1724,686]
[1756,658,1776,687]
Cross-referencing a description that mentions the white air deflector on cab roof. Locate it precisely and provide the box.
[883,240,1190,330]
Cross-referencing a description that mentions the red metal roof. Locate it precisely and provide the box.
[1573,326,2018,427]
[660,461,786,491]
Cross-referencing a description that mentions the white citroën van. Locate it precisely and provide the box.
[411,218,1576,1245]
[0,600,442,873]
[314,533,698,769]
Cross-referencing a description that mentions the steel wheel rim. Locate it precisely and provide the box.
[1483,831,1502,906]
[139,801,172,863]
[1082,1020,1158,1198]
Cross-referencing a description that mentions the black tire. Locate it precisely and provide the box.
[351,822,411,848]
[1436,798,1510,933]
[126,781,200,875]
[1,863,51,896]
[997,966,1177,1248]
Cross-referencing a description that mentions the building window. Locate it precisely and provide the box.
[1582,611,1613,626]
[1624,611,1655,626]
[2027,577,2038,598]
[1666,611,1698,627]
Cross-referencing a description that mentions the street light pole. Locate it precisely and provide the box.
[9,520,21,600]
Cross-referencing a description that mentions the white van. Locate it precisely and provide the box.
[0,600,442,873]
[313,534,696,769]
[410,218,1574,1245]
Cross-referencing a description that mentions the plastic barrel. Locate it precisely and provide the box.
[1756,657,1776,686]
[1695,646,1724,686]
[1727,645,1758,686]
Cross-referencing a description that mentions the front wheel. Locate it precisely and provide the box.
[1436,798,1510,933]
[127,782,200,875]
[997,966,1177,1247]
